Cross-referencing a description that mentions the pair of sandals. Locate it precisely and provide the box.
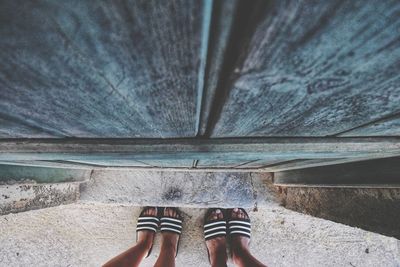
[204,208,251,262]
[136,207,183,258]
[136,207,251,261]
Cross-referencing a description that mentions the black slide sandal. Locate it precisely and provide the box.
[160,207,183,257]
[227,208,251,240]
[136,207,159,258]
[203,208,227,263]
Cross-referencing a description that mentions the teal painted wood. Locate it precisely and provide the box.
[0,138,399,165]
[197,158,250,168]
[64,160,150,167]
[140,160,194,168]
[212,0,400,137]
[340,114,400,137]
[0,0,208,138]
[0,1,400,168]
[0,117,54,138]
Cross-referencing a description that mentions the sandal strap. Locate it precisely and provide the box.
[136,216,159,232]
[204,220,227,240]
[228,219,251,238]
[160,217,182,235]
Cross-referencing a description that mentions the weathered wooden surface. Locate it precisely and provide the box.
[0,1,400,168]
[212,0,400,137]
[0,117,53,138]
[0,138,399,164]
[340,114,400,137]
[0,160,94,169]
[0,0,208,138]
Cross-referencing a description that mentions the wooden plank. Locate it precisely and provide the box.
[339,114,400,136]
[64,160,150,167]
[262,158,343,172]
[274,156,400,185]
[233,158,299,169]
[139,160,194,168]
[211,0,400,137]
[239,159,303,169]
[0,137,399,162]
[0,117,55,138]
[0,0,208,138]
[197,159,250,168]
[0,160,93,169]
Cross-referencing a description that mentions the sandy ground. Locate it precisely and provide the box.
[0,203,399,267]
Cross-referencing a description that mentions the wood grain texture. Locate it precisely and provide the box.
[212,0,400,137]
[0,0,205,138]
[0,138,399,163]
[197,158,250,168]
[340,114,400,136]
[139,159,194,168]
[0,116,54,138]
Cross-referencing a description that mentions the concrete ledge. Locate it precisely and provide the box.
[80,170,277,208]
[0,182,81,215]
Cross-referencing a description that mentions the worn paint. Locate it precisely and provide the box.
[0,1,400,169]
[0,0,204,138]
[212,0,400,137]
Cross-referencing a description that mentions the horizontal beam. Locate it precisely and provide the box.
[0,137,399,161]
[262,154,400,172]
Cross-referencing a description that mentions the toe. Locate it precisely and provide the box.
[143,207,157,216]
[165,207,172,217]
[215,209,223,220]
[232,208,239,219]
[238,209,244,219]
[212,210,218,220]
[165,207,180,219]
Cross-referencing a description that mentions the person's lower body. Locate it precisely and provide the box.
[204,208,267,267]
[103,207,182,267]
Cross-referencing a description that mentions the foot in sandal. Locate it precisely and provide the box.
[160,207,183,257]
[136,206,159,257]
[204,208,228,267]
[229,208,267,267]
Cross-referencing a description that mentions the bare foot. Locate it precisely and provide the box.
[161,207,181,255]
[137,207,157,253]
[205,209,228,266]
[230,208,251,264]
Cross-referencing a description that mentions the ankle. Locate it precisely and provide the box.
[136,238,153,251]
[161,237,178,254]
[232,246,250,264]
[209,245,227,266]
